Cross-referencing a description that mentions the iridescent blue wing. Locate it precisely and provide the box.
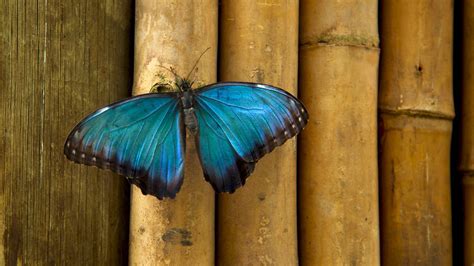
[193,82,308,193]
[64,93,185,199]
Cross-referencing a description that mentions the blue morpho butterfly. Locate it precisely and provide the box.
[64,56,309,200]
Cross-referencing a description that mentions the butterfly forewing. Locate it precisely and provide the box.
[193,82,308,193]
[64,93,185,199]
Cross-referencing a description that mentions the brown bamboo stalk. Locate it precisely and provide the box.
[379,1,454,264]
[462,1,474,264]
[216,1,299,265]
[464,184,474,265]
[298,1,380,265]
[0,0,132,264]
[128,1,217,265]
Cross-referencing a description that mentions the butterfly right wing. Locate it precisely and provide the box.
[193,105,256,193]
[64,93,185,199]
[192,82,308,193]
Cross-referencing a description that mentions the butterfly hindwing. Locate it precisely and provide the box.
[194,104,256,193]
[64,93,185,199]
[193,82,308,192]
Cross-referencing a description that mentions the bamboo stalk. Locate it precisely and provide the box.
[128,1,216,265]
[0,0,132,264]
[462,1,474,264]
[464,184,474,265]
[216,1,299,264]
[379,1,454,264]
[298,1,380,265]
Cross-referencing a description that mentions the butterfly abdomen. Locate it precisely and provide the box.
[181,90,198,135]
[183,107,198,135]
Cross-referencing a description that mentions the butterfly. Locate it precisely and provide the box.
[64,68,308,200]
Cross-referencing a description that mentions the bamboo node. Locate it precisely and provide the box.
[463,174,474,185]
[300,29,379,50]
[379,108,455,120]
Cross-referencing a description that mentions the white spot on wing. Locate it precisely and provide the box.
[95,106,111,115]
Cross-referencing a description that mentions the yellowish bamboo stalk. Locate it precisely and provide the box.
[128,1,217,265]
[217,1,299,265]
[0,0,132,264]
[298,1,380,265]
[379,1,454,264]
[462,1,474,264]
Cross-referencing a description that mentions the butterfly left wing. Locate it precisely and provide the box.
[64,93,185,199]
[193,82,308,193]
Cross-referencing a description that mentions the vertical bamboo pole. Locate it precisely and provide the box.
[217,1,299,265]
[462,1,474,264]
[298,1,380,265]
[0,0,132,264]
[379,1,454,264]
[128,1,216,265]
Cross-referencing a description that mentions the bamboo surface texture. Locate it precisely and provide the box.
[379,1,454,265]
[128,1,217,265]
[217,1,299,265]
[462,1,474,264]
[0,0,132,264]
[298,1,380,265]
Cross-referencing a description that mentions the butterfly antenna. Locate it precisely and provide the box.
[185,47,211,82]
[158,65,180,80]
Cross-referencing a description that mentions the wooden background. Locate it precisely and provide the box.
[0,0,470,265]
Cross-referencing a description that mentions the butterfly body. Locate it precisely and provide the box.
[180,89,199,135]
[64,76,308,199]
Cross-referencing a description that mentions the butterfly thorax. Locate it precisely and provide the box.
[181,89,198,135]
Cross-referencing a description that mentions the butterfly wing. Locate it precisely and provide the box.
[193,82,308,193]
[193,105,256,193]
[64,93,185,199]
